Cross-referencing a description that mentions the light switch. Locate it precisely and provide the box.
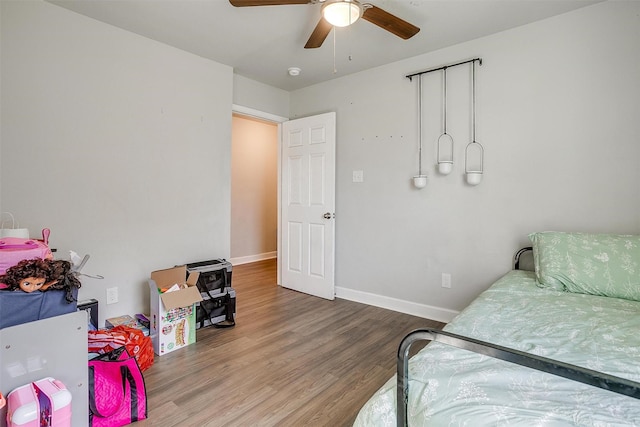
[352,170,364,182]
[106,287,119,304]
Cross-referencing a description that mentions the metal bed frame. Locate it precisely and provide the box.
[396,248,640,427]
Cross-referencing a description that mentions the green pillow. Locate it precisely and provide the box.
[529,231,640,300]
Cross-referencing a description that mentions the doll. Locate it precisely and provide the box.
[0,258,50,293]
[0,258,81,302]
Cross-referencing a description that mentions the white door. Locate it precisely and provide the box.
[280,112,336,300]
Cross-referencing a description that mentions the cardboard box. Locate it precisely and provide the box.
[105,314,138,329]
[148,265,202,355]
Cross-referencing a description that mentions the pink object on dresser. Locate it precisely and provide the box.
[6,377,72,427]
[0,229,53,275]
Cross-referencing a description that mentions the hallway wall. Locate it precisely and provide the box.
[230,114,278,264]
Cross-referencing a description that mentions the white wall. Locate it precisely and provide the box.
[0,1,233,325]
[233,74,290,119]
[230,114,278,264]
[290,1,640,321]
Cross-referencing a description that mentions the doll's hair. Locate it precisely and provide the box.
[45,260,81,302]
[0,258,51,291]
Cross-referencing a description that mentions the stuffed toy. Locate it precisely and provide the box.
[0,258,81,302]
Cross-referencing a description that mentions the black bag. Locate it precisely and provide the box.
[186,259,236,329]
[189,259,232,295]
[196,289,236,329]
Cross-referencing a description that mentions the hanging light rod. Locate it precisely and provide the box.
[405,58,482,81]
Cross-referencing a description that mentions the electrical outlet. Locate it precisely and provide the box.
[352,170,364,183]
[441,273,452,289]
[106,287,119,305]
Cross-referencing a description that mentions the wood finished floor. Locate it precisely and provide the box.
[138,259,445,427]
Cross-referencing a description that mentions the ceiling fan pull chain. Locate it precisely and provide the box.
[351,11,357,61]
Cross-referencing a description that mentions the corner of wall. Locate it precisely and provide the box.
[233,74,290,119]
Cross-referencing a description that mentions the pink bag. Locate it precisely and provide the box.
[88,347,147,427]
[0,229,53,275]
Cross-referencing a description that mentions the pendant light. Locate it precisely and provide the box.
[465,60,484,185]
[437,67,454,175]
[413,74,427,188]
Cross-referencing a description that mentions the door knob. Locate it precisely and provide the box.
[323,212,335,219]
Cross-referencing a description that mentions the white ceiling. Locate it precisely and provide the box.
[48,0,602,91]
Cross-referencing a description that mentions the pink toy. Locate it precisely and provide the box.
[0,229,53,275]
[6,377,72,427]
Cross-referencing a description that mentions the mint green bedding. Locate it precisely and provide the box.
[354,270,640,426]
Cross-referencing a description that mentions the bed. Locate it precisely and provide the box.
[354,231,640,426]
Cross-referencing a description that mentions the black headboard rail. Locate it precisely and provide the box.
[514,246,533,270]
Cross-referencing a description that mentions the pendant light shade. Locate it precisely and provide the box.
[437,67,454,175]
[413,74,427,189]
[437,134,454,175]
[322,0,362,27]
[465,59,484,185]
[465,142,484,185]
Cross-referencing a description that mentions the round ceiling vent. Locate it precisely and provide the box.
[288,67,301,77]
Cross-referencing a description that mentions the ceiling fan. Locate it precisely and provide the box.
[229,0,420,49]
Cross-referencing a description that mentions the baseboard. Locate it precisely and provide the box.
[335,286,459,324]
[229,251,277,266]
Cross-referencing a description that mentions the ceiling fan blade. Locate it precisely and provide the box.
[362,5,420,40]
[304,18,332,49]
[229,0,310,6]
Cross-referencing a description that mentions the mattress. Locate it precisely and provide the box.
[354,270,640,426]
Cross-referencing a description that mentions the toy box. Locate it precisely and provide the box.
[148,266,202,356]
[105,314,150,336]
[105,314,138,329]
[6,377,72,427]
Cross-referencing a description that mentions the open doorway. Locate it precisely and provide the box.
[230,112,279,266]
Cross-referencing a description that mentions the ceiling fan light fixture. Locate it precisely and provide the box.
[322,0,362,27]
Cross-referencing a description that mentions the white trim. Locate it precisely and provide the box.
[232,104,288,123]
[335,286,459,324]
[276,123,282,286]
[229,251,277,266]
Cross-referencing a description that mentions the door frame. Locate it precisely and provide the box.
[231,104,288,285]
